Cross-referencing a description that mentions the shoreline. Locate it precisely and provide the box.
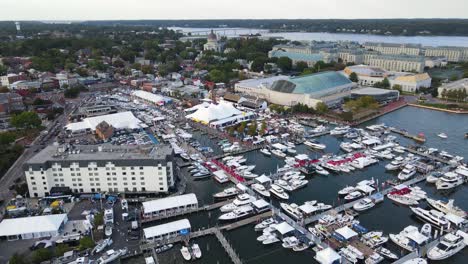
[408,103,468,114]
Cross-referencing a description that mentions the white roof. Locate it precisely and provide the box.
[274,222,294,235]
[362,138,381,145]
[186,101,243,123]
[272,143,287,150]
[315,247,341,264]
[445,213,467,225]
[143,194,198,214]
[355,184,375,194]
[143,219,191,239]
[0,214,67,237]
[406,231,428,245]
[65,111,146,132]
[335,226,358,240]
[255,175,271,184]
[132,90,168,103]
[298,203,316,214]
[252,199,269,209]
[236,75,288,89]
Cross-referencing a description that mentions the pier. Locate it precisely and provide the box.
[392,238,440,264]
[213,228,243,264]
[389,127,426,143]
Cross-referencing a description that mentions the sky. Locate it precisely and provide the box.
[3,0,468,21]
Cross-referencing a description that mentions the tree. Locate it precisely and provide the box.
[250,57,267,72]
[9,253,27,264]
[141,65,153,74]
[64,87,81,98]
[315,102,329,114]
[55,243,71,257]
[10,111,42,129]
[392,84,403,93]
[277,57,292,72]
[79,236,95,250]
[32,248,53,264]
[237,122,247,135]
[295,61,309,72]
[349,72,359,83]
[113,59,125,68]
[208,69,225,83]
[441,88,448,100]
[430,88,439,98]
[248,121,257,136]
[381,77,390,89]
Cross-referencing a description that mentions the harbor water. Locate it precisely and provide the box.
[128,106,467,264]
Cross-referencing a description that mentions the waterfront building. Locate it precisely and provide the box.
[143,219,191,242]
[337,49,364,64]
[368,54,425,73]
[142,194,198,220]
[268,49,336,67]
[343,65,388,86]
[203,30,225,52]
[350,87,400,103]
[234,75,288,97]
[437,78,468,100]
[391,73,432,92]
[0,214,68,240]
[24,144,174,197]
[363,42,422,56]
[424,46,468,62]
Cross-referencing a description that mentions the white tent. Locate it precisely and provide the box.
[335,226,358,240]
[65,111,146,132]
[186,101,242,124]
[315,247,342,264]
[0,214,68,240]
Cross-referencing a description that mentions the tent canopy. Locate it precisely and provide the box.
[335,226,358,240]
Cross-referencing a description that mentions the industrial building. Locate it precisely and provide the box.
[142,193,198,219]
[24,144,174,197]
[0,214,68,240]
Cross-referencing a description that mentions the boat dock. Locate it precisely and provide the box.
[404,147,450,164]
[392,238,440,264]
[389,127,426,143]
[213,228,243,264]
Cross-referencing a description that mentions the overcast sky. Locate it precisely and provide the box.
[3,0,468,21]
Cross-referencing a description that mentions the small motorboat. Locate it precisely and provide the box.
[338,186,355,196]
[292,242,310,252]
[420,223,432,238]
[260,148,271,156]
[344,191,363,201]
[254,218,275,232]
[438,133,448,139]
[269,184,289,200]
[353,198,375,212]
[365,252,384,264]
[213,187,239,200]
[155,244,173,254]
[377,247,398,260]
[191,243,202,259]
[180,246,191,261]
[105,226,113,237]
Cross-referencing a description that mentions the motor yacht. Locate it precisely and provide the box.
[287,148,297,155]
[254,218,275,232]
[219,205,254,221]
[272,149,287,158]
[426,198,466,218]
[260,148,271,156]
[420,223,432,238]
[269,184,290,200]
[438,133,448,139]
[282,179,308,192]
[330,126,350,135]
[387,194,419,206]
[393,146,406,154]
[410,207,449,229]
[390,226,427,252]
[365,252,384,264]
[339,248,358,264]
[304,140,326,150]
[344,191,363,201]
[262,234,280,245]
[280,203,303,220]
[427,231,466,260]
[314,165,329,175]
[364,233,388,248]
[398,165,417,181]
[180,246,191,261]
[282,236,300,249]
[292,241,310,252]
[192,170,210,179]
[220,194,255,212]
[353,198,375,211]
[97,248,128,264]
[213,187,239,200]
[426,171,443,183]
[377,247,398,260]
[310,125,328,134]
[191,244,202,259]
[436,172,464,190]
[385,156,404,170]
[251,183,270,198]
[401,258,427,264]
[338,186,355,196]
[180,153,190,161]
[92,238,113,255]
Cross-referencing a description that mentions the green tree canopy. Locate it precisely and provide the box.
[79,236,95,250]
[9,253,27,264]
[315,102,329,114]
[349,72,359,82]
[277,57,292,72]
[295,61,309,72]
[32,248,53,264]
[10,111,42,129]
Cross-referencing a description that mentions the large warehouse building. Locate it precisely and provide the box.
[235,71,356,108]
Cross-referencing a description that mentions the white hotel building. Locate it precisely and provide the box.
[24,144,174,197]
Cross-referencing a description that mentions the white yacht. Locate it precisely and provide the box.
[436,172,464,190]
[304,140,326,150]
[282,179,308,192]
[398,164,417,181]
[426,198,466,218]
[260,148,271,156]
[344,191,363,201]
[282,236,300,249]
[280,203,303,220]
[269,184,289,200]
[385,156,404,170]
[251,183,270,198]
[426,171,444,183]
[254,218,275,232]
[387,194,419,206]
[287,148,297,155]
[213,187,239,200]
[365,252,384,264]
[314,165,329,175]
[292,242,309,252]
[97,248,128,264]
[390,226,427,252]
[338,186,355,196]
[220,194,256,212]
[219,205,254,221]
[427,231,466,260]
[192,244,202,259]
[377,247,398,260]
[401,258,427,264]
[180,246,191,261]
[420,223,432,238]
[330,126,350,135]
[92,238,113,255]
[262,234,280,245]
[438,133,448,139]
[272,149,287,158]
[410,207,449,229]
[353,198,375,211]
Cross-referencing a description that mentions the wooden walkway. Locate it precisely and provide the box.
[213,228,243,264]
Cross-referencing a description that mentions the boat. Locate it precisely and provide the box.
[365,252,384,264]
[435,172,464,190]
[180,246,191,261]
[254,218,275,232]
[262,234,280,245]
[426,171,443,183]
[269,184,289,200]
[220,194,256,212]
[339,248,358,264]
[280,203,303,220]
[282,179,308,192]
[420,223,432,238]
[364,233,388,248]
[155,244,173,254]
[282,236,300,249]
[97,248,127,264]
[427,231,466,260]
[398,165,417,181]
[251,183,270,198]
[299,165,316,175]
[260,148,271,156]
[304,140,326,150]
[92,238,113,255]
[377,247,398,260]
[213,187,239,200]
[344,191,363,201]
[219,205,254,221]
[192,170,211,179]
[104,226,112,237]
[180,153,190,161]
[338,186,355,196]
[410,207,449,229]
[292,241,310,252]
[287,148,297,155]
[314,165,329,175]
[272,149,287,158]
[353,198,375,211]
[390,226,426,252]
[401,258,427,264]
[191,243,202,259]
[385,156,404,170]
[426,198,466,218]
[330,126,350,135]
[438,133,448,139]
[387,194,419,206]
